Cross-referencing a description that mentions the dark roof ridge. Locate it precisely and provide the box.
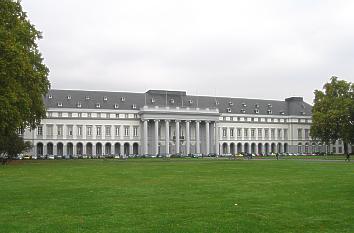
[49,89,145,95]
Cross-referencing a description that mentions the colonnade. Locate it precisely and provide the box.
[142,119,219,155]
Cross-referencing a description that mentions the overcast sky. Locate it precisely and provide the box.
[22,0,354,104]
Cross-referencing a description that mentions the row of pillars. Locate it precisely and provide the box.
[142,120,218,155]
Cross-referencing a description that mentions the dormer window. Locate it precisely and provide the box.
[267,104,272,108]
[103,96,108,101]
[226,108,231,113]
[255,104,259,108]
[215,100,219,105]
[280,111,285,115]
[241,109,246,114]
[114,104,119,109]
[57,102,63,107]
[301,111,306,115]
[229,101,234,106]
[151,98,155,103]
[188,100,193,104]
[121,97,126,102]
[170,99,175,104]
[85,96,90,100]
[95,103,101,108]
[267,109,272,114]
[242,103,247,107]
[132,104,137,109]
[48,95,53,99]
[77,102,82,108]
[67,95,72,100]
[254,109,259,114]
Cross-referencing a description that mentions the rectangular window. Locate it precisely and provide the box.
[58,112,62,117]
[133,127,138,137]
[105,126,111,136]
[106,113,110,118]
[77,126,82,136]
[230,128,234,137]
[271,129,275,139]
[284,129,288,140]
[244,128,248,138]
[48,112,52,117]
[265,129,269,139]
[338,147,342,153]
[47,125,53,136]
[222,128,227,137]
[251,128,255,138]
[78,113,82,118]
[115,114,119,118]
[134,114,138,119]
[237,128,241,137]
[305,129,309,140]
[298,129,303,140]
[67,126,73,136]
[115,126,120,136]
[68,112,72,118]
[96,126,101,136]
[124,126,129,136]
[57,125,63,136]
[125,114,129,119]
[97,113,101,118]
[87,126,92,136]
[37,126,43,136]
[87,113,91,118]
[278,129,282,140]
[258,128,262,138]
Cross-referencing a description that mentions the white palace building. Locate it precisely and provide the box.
[22,89,350,157]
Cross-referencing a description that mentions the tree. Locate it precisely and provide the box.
[0,0,50,158]
[310,77,354,155]
[0,131,32,164]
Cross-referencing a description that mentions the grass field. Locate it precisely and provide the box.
[1,159,353,233]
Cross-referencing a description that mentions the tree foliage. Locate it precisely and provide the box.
[0,0,50,157]
[0,131,31,158]
[310,77,354,153]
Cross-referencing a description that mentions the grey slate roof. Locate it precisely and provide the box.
[45,89,312,116]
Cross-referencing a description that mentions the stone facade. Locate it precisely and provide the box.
[21,89,351,157]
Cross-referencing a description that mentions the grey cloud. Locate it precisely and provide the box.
[22,0,354,104]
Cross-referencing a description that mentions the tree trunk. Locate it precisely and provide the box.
[344,142,349,156]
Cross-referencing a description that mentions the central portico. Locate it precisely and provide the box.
[139,105,220,155]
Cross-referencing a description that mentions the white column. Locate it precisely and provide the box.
[43,143,47,155]
[165,120,170,154]
[186,121,190,155]
[111,144,114,155]
[63,143,67,157]
[206,121,210,155]
[93,144,96,156]
[143,120,148,155]
[120,125,124,140]
[120,143,124,156]
[176,120,180,154]
[130,126,133,140]
[215,122,220,155]
[102,126,105,140]
[154,120,159,155]
[196,121,200,154]
[83,143,86,155]
[130,143,133,155]
[43,124,46,140]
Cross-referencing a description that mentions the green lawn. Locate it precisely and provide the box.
[1,159,353,233]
